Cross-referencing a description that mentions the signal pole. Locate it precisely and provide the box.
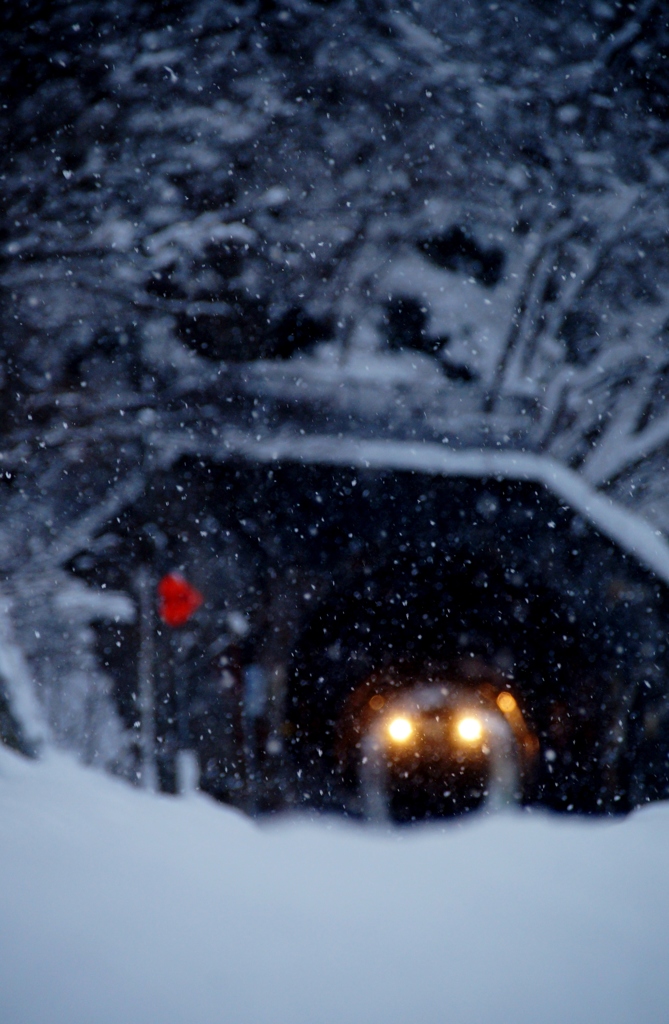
[135,564,158,791]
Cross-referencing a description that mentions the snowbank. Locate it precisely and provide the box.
[0,747,668,1024]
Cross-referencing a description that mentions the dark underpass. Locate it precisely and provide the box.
[79,458,669,823]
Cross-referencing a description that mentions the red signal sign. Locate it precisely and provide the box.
[157,573,203,627]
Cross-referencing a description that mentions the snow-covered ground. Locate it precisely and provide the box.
[1,747,668,1024]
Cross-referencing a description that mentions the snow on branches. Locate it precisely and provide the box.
[2,0,669,759]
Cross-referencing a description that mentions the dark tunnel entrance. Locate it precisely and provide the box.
[288,546,604,819]
[79,458,669,822]
[281,471,668,820]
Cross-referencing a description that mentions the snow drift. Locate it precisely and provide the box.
[0,747,668,1024]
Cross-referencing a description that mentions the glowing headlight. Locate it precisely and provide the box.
[387,716,413,742]
[456,716,483,743]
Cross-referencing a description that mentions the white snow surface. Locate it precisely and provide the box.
[1,748,669,1024]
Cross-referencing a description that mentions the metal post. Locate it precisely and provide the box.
[174,631,189,753]
[136,564,158,791]
[172,631,199,795]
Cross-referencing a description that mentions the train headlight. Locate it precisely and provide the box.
[456,715,483,743]
[387,716,414,743]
